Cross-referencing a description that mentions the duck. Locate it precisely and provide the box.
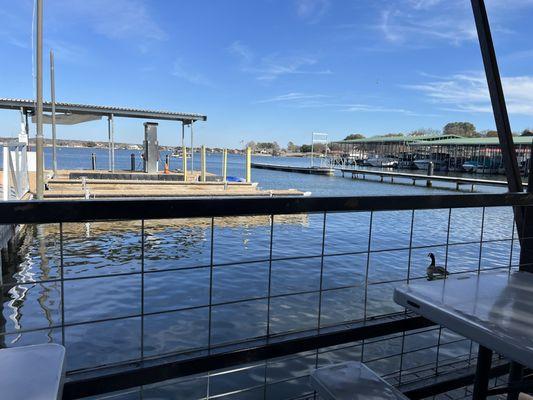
[426,253,449,281]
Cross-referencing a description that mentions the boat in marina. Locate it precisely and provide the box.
[462,160,481,172]
[364,156,397,168]
[413,159,447,171]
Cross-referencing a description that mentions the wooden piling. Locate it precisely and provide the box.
[201,145,206,182]
[222,149,227,182]
[246,147,252,183]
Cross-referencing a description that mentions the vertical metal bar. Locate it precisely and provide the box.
[472,345,492,399]
[361,211,373,361]
[398,209,415,385]
[140,220,145,362]
[110,114,115,172]
[50,49,57,176]
[316,212,327,336]
[107,116,112,172]
[207,217,214,353]
[60,223,65,346]
[507,362,523,400]
[35,0,44,200]
[181,122,187,181]
[190,122,194,173]
[435,208,453,374]
[519,151,533,270]
[264,214,275,400]
[478,207,486,273]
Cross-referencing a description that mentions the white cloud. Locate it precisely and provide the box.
[172,59,211,86]
[379,6,476,46]
[295,0,330,23]
[57,0,166,42]
[403,72,533,115]
[228,41,331,81]
[256,92,329,103]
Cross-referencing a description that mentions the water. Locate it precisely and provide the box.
[0,147,519,398]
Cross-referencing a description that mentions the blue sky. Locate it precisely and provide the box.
[0,0,532,147]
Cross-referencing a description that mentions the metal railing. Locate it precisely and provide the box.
[0,192,530,399]
[2,142,30,201]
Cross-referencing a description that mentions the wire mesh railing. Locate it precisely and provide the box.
[0,193,530,399]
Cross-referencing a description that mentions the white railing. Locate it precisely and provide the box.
[2,142,30,200]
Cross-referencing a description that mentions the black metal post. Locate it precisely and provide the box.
[91,153,96,170]
[130,153,135,172]
[519,150,533,271]
[472,345,493,399]
[507,362,523,400]
[471,0,533,272]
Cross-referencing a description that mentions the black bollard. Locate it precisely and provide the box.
[131,153,136,171]
[165,154,170,169]
[91,153,96,170]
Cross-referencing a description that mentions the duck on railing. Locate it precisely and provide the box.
[427,252,449,281]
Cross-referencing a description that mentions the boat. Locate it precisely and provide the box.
[462,160,481,173]
[413,159,447,171]
[364,156,397,168]
[475,159,499,174]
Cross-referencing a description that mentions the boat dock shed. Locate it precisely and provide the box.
[333,134,533,174]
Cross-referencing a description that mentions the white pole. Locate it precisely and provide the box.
[110,114,115,172]
[190,122,194,172]
[35,0,44,199]
[3,147,9,201]
[50,49,57,175]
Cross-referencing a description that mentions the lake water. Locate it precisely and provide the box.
[0,147,518,399]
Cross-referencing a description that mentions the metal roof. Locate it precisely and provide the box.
[410,136,533,146]
[334,134,462,144]
[0,98,207,122]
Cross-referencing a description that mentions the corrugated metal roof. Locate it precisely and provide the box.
[334,134,462,144]
[410,136,533,146]
[0,98,207,122]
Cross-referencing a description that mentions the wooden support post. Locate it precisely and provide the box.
[246,147,252,183]
[200,145,206,182]
[222,149,227,182]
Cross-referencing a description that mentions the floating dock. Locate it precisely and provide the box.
[251,163,334,176]
[43,170,306,199]
[339,167,526,191]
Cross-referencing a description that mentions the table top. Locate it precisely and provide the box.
[394,270,533,369]
[0,344,66,400]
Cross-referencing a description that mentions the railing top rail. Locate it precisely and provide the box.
[0,192,531,224]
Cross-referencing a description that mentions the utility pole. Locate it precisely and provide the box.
[50,49,57,175]
[35,0,44,199]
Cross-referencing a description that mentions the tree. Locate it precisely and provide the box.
[382,133,404,137]
[443,122,477,137]
[300,144,312,153]
[521,129,533,137]
[409,128,440,137]
[246,141,256,151]
[344,133,365,140]
[483,130,498,137]
[287,141,299,152]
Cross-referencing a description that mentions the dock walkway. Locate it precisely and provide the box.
[252,163,334,176]
[338,167,525,191]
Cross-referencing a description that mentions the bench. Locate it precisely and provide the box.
[310,361,408,400]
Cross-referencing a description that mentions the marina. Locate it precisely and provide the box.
[2,0,533,399]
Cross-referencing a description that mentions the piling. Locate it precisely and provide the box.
[246,147,252,183]
[201,145,206,182]
[222,149,228,182]
[426,162,434,187]
[182,147,187,182]
[91,153,97,170]
[165,154,170,169]
[130,153,135,171]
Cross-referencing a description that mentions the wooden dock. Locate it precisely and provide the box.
[42,170,307,199]
[338,167,525,191]
[252,163,334,176]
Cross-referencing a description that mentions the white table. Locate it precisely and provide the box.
[0,344,66,399]
[394,270,533,399]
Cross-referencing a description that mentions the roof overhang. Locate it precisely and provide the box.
[0,98,207,123]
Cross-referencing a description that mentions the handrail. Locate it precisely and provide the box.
[0,192,531,224]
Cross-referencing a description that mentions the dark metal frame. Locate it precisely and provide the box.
[0,192,531,224]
